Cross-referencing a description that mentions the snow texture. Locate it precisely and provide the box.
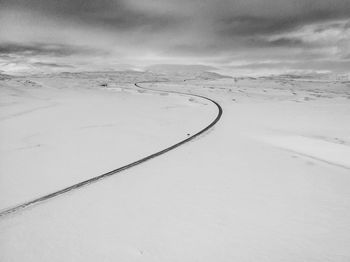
[1,71,350,261]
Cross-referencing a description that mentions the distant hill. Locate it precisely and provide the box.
[0,73,14,80]
[146,64,218,73]
[145,64,232,80]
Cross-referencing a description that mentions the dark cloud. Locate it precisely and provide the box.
[33,62,75,68]
[0,0,182,31]
[0,0,350,74]
[216,16,295,37]
[0,43,102,57]
[245,37,307,49]
[265,38,306,47]
[4,0,349,33]
[0,0,120,17]
[216,8,350,38]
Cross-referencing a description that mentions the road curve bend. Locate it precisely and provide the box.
[0,80,222,218]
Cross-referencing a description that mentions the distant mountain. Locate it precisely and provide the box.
[0,73,14,80]
[268,72,350,81]
[145,64,231,80]
[196,71,232,80]
[146,64,218,73]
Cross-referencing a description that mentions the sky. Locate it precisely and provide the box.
[0,0,349,75]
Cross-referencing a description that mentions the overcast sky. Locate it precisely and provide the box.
[0,0,349,75]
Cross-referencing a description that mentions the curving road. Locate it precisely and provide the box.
[0,80,222,218]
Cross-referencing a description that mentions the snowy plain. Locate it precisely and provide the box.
[0,71,350,261]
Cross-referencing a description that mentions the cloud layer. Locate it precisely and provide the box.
[0,0,349,74]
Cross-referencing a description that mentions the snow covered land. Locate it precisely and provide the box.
[1,70,350,261]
